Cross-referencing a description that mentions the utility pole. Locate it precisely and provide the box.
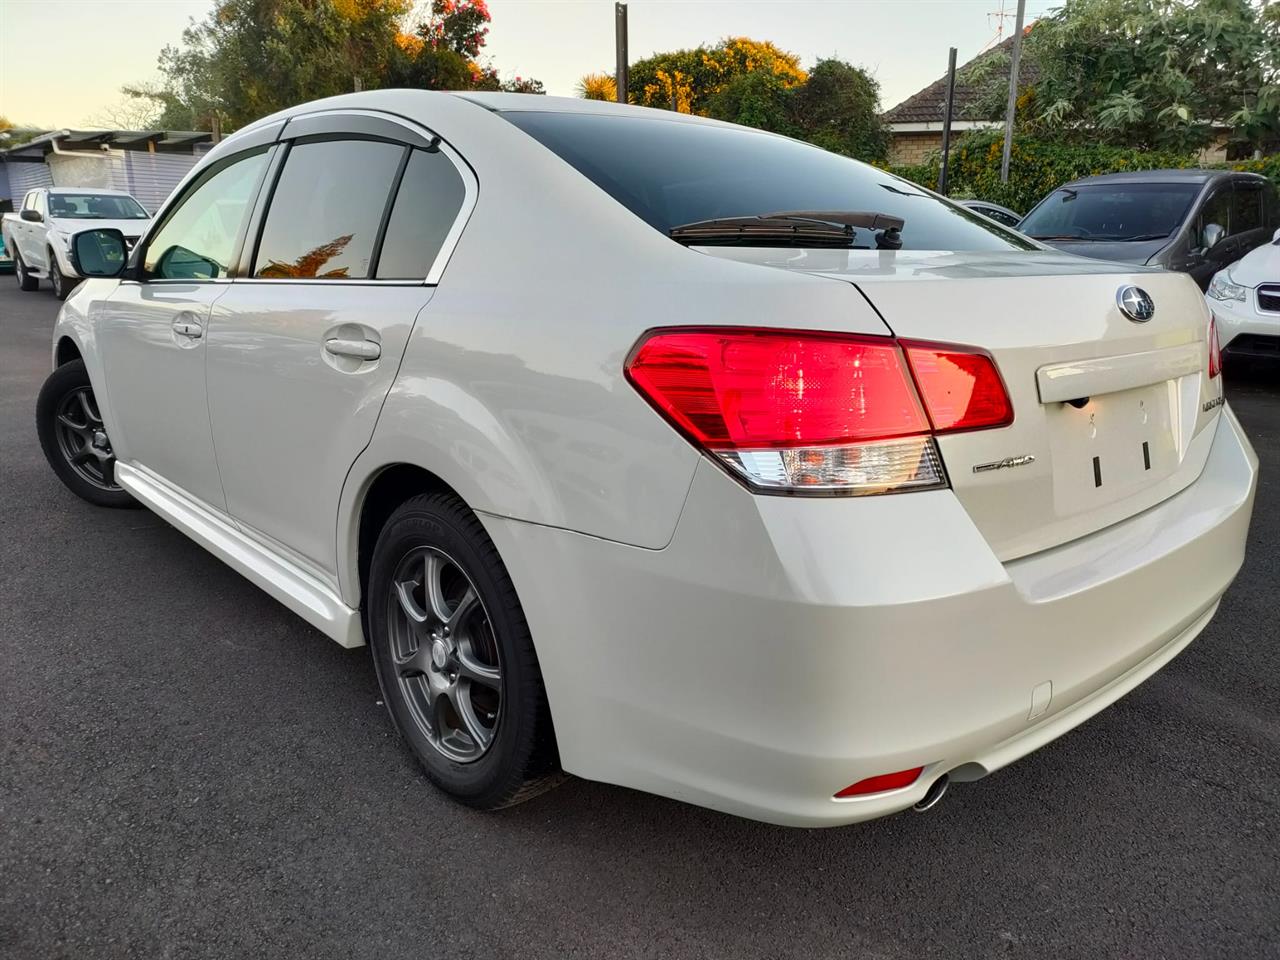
[938,48,958,196]
[615,2,629,105]
[1000,0,1027,183]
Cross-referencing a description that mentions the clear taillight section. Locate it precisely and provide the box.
[625,327,1012,495]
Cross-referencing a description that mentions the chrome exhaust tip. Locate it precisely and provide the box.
[912,774,949,813]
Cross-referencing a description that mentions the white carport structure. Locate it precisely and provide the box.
[0,129,214,215]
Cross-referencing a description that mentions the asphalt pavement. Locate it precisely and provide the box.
[1,279,1278,959]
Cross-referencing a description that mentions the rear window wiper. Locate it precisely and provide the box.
[669,211,904,250]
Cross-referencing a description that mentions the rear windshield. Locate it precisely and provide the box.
[1019,183,1200,242]
[502,111,1035,252]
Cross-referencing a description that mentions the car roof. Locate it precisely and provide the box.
[450,91,746,129]
[960,199,1020,214]
[1059,168,1265,188]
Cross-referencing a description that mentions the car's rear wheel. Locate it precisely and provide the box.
[48,251,69,300]
[14,251,38,291]
[36,359,137,509]
[367,491,560,809]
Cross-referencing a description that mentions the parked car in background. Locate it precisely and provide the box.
[0,231,13,274]
[1206,227,1280,362]
[36,92,1256,827]
[1,187,151,299]
[1019,170,1279,290]
[958,199,1022,228]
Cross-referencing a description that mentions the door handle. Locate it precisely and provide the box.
[172,317,203,339]
[324,338,380,361]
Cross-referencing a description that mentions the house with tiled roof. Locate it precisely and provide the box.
[882,32,1033,165]
[883,26,1234,166]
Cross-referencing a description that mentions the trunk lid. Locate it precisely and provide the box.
[700,248,1223,560]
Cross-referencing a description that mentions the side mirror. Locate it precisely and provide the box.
[69,228,128,278]
[154,244,220,280]
[1201,222,1225,252]
[20,208,43,223]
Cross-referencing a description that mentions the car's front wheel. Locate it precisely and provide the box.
[48,252,70,300]
[367,492,560,809]
[36,359,138,509]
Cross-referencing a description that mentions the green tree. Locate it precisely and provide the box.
[580,41,886,162]
[787,59,888,161]
[614,37,807,114]
[127,0,409,132]
[994,0,1280,153]
[705,69,794,133]
[128,0,539,133]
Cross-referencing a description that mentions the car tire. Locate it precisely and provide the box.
[367,491,561,810]
[14,250,38,291]
[48,250,69,300]
[36,359,138,509]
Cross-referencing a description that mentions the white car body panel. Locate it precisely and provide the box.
[1206,236,1280,352]
[46,91,1259,826]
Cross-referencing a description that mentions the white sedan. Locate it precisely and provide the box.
[37,92,1257,827]
[1207,229,1280,362]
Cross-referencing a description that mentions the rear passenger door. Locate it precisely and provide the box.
[205,113,473,581]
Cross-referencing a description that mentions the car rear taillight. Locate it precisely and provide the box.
[901,341,1013,432]
[625,327,1012,495]
[1208,316,1222,380]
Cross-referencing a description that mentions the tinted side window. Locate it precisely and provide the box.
[376,149,466,279]
[144,149,269,280]
[1232,181,1264,234]
[1197,187,1231,238]
[1268,185,1280,229]
[254,139,403,279]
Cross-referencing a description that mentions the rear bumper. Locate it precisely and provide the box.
[483,407,1258,827]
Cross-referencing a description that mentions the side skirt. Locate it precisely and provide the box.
[115,462,366,648]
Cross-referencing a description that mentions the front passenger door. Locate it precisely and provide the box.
[97,147,272,511]
[1188,185,1234,289]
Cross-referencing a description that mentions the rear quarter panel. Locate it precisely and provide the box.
[337,92,888,603]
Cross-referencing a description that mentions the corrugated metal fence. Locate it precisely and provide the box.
[5,162,54,203]
[123,150,204,214]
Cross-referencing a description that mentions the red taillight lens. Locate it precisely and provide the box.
[625,327,1012,495]
[625,328,928,449]
[902,341,1014,433]
[1208,316,1222,379]
[835,767,924,798]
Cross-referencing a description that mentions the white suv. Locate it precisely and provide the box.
[37,92,1258,826]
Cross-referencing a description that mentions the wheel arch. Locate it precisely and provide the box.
[351,463,464,607]
[55,336,82,367]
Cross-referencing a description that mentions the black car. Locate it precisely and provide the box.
[1018,169,1280,290]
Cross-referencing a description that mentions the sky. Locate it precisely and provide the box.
[0,0,1061,129]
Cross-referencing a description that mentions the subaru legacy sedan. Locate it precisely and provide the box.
[37,92,1257,827]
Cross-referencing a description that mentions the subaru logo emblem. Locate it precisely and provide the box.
[1116,285,1155,322]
